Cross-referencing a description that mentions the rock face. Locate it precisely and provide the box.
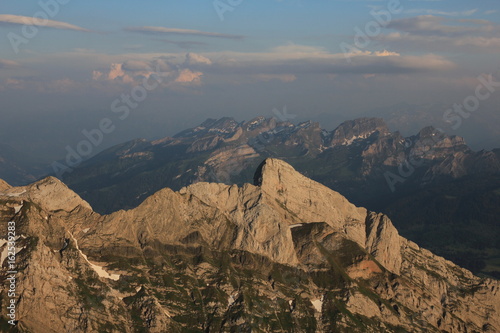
[0,179,10,191]
[325,117,390,147]
[27,176,93,212]
[1,159,499,332]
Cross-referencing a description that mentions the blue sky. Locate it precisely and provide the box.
[0,0,499,161]
[2,0,498,56]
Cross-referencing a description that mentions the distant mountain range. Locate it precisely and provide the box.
[57,116,500,278]
[1,159,499,332]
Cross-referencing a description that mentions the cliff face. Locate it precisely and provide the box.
[325,117,390,147]
[0,179,10,192]
[0,159,499,332]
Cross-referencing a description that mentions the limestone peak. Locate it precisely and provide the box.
[27,176,92,212]
[1,160,499,332]
[326,117,389,146]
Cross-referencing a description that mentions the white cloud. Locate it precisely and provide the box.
[200,45,451,76]
[0,14,90,32]
[184,53,212,66]
[252,74,297,82]
[0,59,19,69]
[105,63,135,83]
[373,50,400,57]
[404,9,477,17]
[380,15,500,53]
[92,70,103,81]
[92,53,205,87]
[124,26,243,39]
[175,69,203,84]
[4,43,457,95]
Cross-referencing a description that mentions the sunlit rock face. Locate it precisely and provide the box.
[0,159,499,332]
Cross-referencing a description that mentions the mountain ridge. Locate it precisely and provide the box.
[57,116,500,277]
[1,159,499,332]
[62,116,500,213]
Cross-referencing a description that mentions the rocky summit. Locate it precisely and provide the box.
[0,159,499,332]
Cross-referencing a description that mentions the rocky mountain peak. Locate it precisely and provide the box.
[26,176,92,212]
[254,158,369,246]
[201,117,239,132]
[327,117,389,146]
[414,126,466,146]
[174,117,240,139]
[1,160,500,332]
[243,116,277,133]
[417,125,441,138]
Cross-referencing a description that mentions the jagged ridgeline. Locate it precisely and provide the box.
[62,117,500,215]
[61,117,500,278]
[0,159,499,332]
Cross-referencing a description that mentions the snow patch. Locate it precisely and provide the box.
[228,294,237,307]
[0,237,23,265]
[69,232,120,281]
[82,228,90,234]
[341,132,375,146]
[14,204,23,214]
[6,190,26,197]
[0,239,7,264]
[290,223,304,229]
[311,299,323,312]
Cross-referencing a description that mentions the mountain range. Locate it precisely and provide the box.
[0,159,499,332]
[57,116,500,278]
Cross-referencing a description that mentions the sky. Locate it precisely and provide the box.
[0,0,499,163]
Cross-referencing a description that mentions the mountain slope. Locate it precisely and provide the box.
[1,159,499,332]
